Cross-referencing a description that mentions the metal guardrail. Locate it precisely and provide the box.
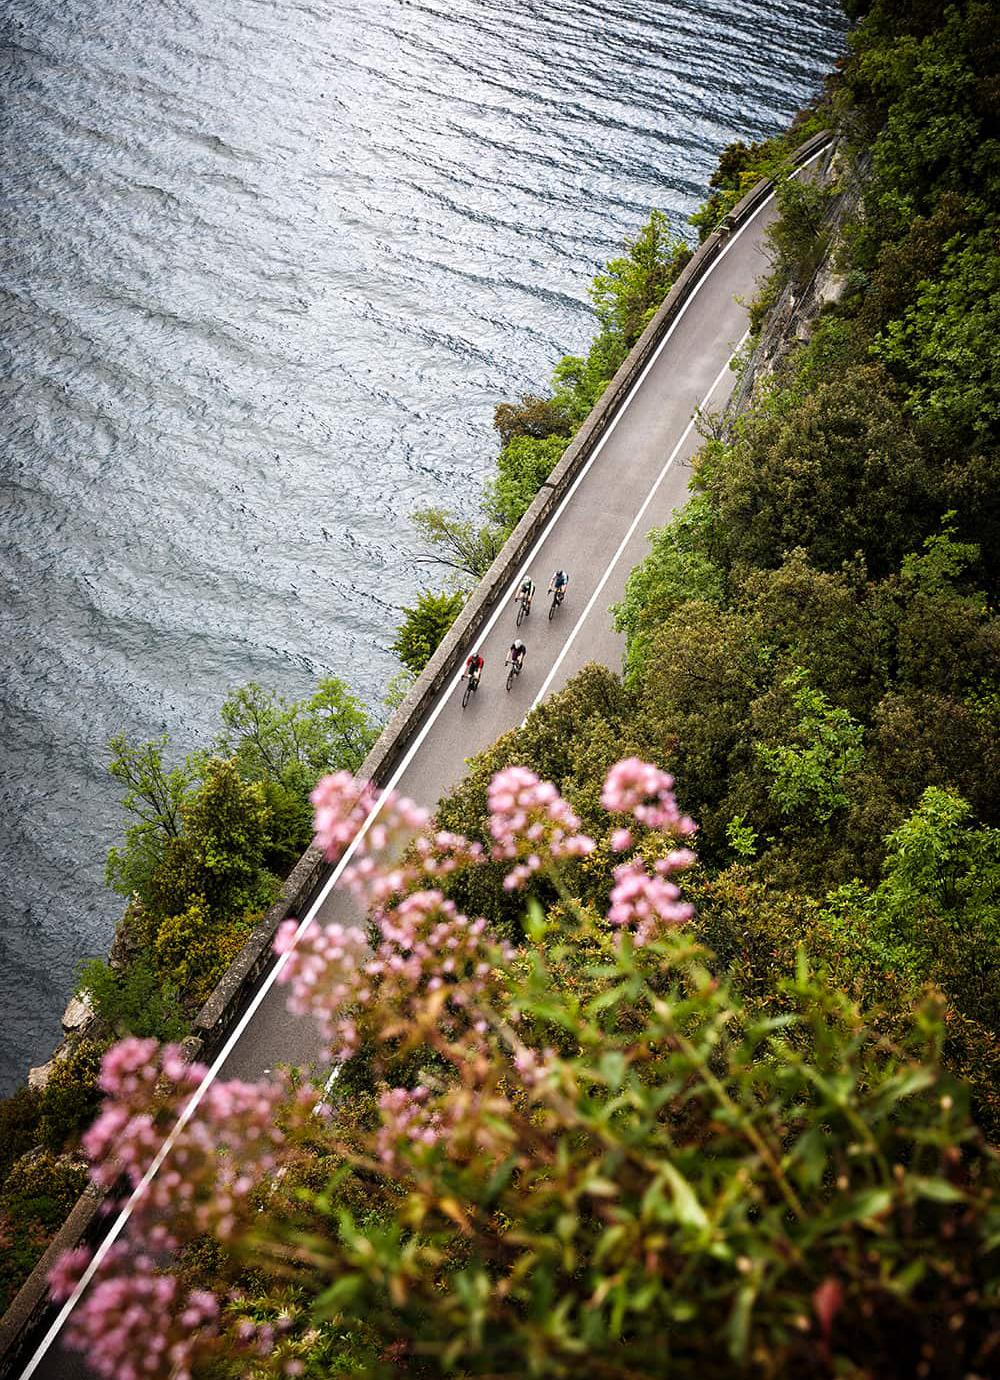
[0,128,831,1380]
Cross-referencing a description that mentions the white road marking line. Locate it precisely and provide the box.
[20,149,822,1379]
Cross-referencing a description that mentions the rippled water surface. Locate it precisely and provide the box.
[0,0,847,1091]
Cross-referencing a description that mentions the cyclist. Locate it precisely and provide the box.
[548,569,569,603]
[514,576,535,615]
[465,651,484,685]
[506,639,526,673]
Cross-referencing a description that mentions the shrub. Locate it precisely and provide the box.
[150,759,277,921]
[0,1085,43,1185]
[155,897,255,1011]
[391,586,467,675]
[76,955,188,1042]
[0,1151,88,1312]
[492,392,572,450]
[37,1040,108,1152]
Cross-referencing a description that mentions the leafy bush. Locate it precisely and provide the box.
[77,955,188,1042]
[150,759,277,921]
[0,1152,88,1312]
[410,506,503,580]
[756,668,865,823]
[391,587,467,674]
[155,897,254,1010]
[613,495,724,683]
[492,392,572,449]
[871,226,1000,442]
[483,433,566,531]
[104,733,192,902]
[590,208,693,349]
[0,1085,42,1185]
[37,1040,108,1152]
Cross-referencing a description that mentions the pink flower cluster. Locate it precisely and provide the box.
[311,773,487,911]
[601,758,697,837]
[375,1085,443,1170]
[49,1245,218,1380]
[344,827,484,907]
[275,918,370,1062]
[82,1038,285,1245]
[487,765,595,889]
[599,760,698,944]
[607,858,694,946]
[310,770,379,860]
[277,890,512,1062]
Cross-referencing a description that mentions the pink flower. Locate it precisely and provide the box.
[310,771,379,860]
[48,1244,92,1302]
[51,1246,219,1380]
[82,1044,286,1242]
[601,758,696,837]
[277,890,512,1060]
[607,859,694,946]
[610,827,634,852]
[376,1085,442,1170]
[488,766,595,888]
[275,920,370,1062]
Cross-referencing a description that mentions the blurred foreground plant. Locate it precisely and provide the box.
[51,761,1000,1379]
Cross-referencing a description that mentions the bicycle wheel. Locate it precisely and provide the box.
[549,593,557,620]
[506,665,515,692]
[462,677,472,709]
[516,599,525,628]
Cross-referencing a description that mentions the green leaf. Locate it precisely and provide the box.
[314,1273,364,1317]
[728,1281,757,1362]
[660,1161,709,1230]
[909,1175,966,1204]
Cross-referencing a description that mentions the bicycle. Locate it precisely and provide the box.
[462,669,480,709]
[548,586,565,620]
[506,658,523,692]
[515,590,532,627]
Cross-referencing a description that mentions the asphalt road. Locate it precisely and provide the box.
[22,174,789,1380]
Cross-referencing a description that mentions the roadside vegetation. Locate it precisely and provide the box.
[3,0,1000,1369]
[0,679,377,1312]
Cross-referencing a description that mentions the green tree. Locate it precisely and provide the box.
[483,433,566,531]
[104,734,194,901]
[764,170,835,285]
[76,955,188,1042]
[699,362,933,578]
[492,392,572,449]
[217,678,376,784]
[150,759,276,921]
[410,506,503,580]
[613,496,724,684]
[872,227,1000,442]
[392,587,467,675]
[756,668,865,823]
[590,209,693,349]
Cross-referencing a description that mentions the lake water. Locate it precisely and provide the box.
[0,0,847,1092]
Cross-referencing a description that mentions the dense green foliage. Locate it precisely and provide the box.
[391,587,467,674]
[96,676,378,1032]
[0,1152,88,1312]
[429,0,1000,1140]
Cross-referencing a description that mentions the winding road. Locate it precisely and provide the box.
[21,151,819,1380]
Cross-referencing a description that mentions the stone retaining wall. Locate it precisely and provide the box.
[0,128,830,1380]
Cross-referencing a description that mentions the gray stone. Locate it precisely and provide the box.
[61,991,94,1033]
